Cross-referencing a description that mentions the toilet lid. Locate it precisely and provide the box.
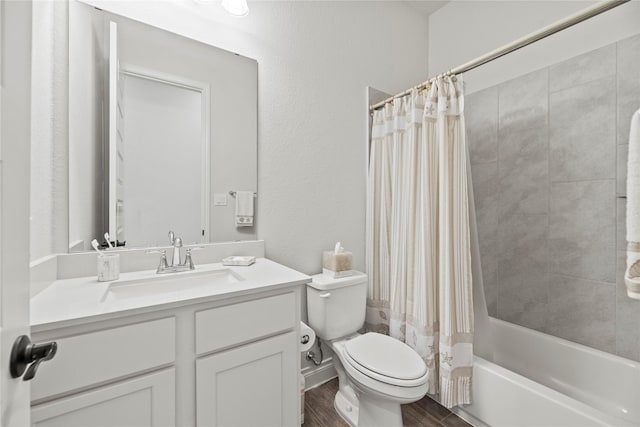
[344,333,427,385]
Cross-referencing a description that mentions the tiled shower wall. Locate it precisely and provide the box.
[466,32,640,361]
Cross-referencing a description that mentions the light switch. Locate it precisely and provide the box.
[214,193,227,206]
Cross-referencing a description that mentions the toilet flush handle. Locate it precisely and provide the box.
[319,292,331,298]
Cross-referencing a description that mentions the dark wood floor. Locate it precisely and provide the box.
[303,378,472,427]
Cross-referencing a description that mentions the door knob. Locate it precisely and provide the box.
[10,335,57,381]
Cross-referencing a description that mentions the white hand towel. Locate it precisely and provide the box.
[625,108,640,299]
[235,191,254,227]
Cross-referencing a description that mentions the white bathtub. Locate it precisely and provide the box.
[453,318,640,427]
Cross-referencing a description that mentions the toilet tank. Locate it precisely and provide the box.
[307,272,368,341]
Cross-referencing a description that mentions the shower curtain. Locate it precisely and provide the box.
[365,76,473,408]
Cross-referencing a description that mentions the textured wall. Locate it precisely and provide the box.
[68,1,106,254]
[31,1,69,260]
[466,33,640,361]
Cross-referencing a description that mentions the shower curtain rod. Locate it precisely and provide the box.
[369,0,630,113]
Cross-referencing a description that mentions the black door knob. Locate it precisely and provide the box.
[10,335,57,381]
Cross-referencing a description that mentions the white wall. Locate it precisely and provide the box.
[82,0,430,274]
[68,2,108,253]
[31,1,69,260]
[429,0,640,94]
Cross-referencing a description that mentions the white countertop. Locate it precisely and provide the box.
[31,258,310,332]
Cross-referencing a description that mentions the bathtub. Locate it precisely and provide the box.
[453,318,640,427]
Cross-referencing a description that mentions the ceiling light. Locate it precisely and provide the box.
[221,0,249,17]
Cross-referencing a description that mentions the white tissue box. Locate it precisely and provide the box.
[322,251,353,272]
[222,256,256,266]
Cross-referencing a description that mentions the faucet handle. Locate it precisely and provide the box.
[184,249,195,270]
[145,249,166,255]
[157,250,169,273]
[146,249,169,273]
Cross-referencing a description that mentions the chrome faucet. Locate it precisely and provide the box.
[151,231,196,274]
[168,231,183,266]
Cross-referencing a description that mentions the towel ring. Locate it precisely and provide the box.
[229,191,257,198]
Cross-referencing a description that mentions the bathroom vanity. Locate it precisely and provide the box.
[29,257,308,427]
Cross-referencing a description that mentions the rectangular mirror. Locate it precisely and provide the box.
[68,1,257,252]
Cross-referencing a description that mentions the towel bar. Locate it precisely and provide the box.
[229,191,257,198]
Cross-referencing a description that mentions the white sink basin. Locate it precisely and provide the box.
[101,269,244,302]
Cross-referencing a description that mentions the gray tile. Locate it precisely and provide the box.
[616,251,640,361]
[547,274,616,353]
[617,33,640,145]
[549,180,616,282]
[549,44,616,92]
[498,69,549,219]
[471,162,498,253]
[549,76,616,182]
[466,87,498,165]
[497,214,549,330]
[497,129,549,220]
[618,144,629,197]
[471,162,498,317]
[484,265,498,318]
[471,162,498,215]
[499,69,548,133]
[617,334,640,362]
[618,197,627,252]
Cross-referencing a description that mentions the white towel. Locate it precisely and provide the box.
[235,191,254,227]
[625,108,640,299]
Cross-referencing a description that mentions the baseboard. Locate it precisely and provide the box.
[451,406,487,427]
[302,357,337,391]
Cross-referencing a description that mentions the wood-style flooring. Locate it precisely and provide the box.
[303,378,472,427]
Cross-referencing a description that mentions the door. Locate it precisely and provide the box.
[196,332,298,427]
[0,1,35,426]
[118,71,205,247]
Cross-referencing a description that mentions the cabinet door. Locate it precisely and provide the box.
[32,368,175,427]
[196,332,297,427]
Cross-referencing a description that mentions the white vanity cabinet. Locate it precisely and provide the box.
[30,286,302,427]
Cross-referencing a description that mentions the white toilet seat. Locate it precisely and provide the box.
[331,335,428,404]
[343,333,428,387]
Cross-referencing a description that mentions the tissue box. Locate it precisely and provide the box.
[322,251,353,278]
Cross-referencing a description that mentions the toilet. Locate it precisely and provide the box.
[307,272,428,427]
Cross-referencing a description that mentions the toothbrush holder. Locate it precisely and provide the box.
[97,253,120,282]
